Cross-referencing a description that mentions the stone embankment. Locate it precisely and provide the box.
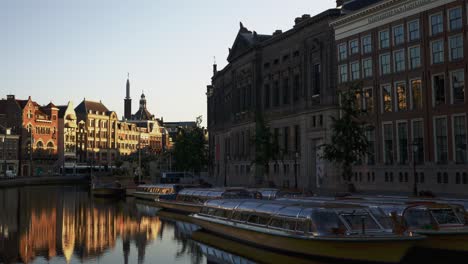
[0,175,90,188]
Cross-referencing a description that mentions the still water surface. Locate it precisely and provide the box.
[0,185,466,264]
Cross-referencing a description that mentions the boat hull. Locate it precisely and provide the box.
[154,200,202,214]
[191,216,420,263]
[415,230,468,251]
[133,192,176,201]
[92,187,125,198]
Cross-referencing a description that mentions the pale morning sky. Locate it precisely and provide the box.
[2,0,335,126]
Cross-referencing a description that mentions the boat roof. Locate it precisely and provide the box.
[137,184,183,188]
[178,188,251,197]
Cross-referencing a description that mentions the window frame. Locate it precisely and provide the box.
[382,121,394,165]
[449,34,464,61]
[407,19,420,41]
[396,120,409,165]
[452,114,467,164]
[379,29,390,49]
[339,64,348,83]
[449,69,465,104]
[432,73,446,106]
[433,116,449,164]
[338,43,347,61]
[362,34,372,54]
[411,118,425,164]
[430,12,444,36]
[393,24,405,46]
[381,83,393,113]
[394,81,408,111]
[448,6,463,31]
[362,57,373,78]
[409,78,423,110]
[349,39,359,55]
[431,39,445,64]
[379,53,391,76]
[350,60,360,80]
[393,49,406,72]
[408,45,421,69]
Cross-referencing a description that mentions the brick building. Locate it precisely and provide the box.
[331,0,468,195]
[207,1,381,190]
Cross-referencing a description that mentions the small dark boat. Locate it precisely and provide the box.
[91,182,125,198]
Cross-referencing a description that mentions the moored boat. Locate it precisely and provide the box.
[91,183,125,198]
[154,188,254,214]
[190,199,423,263]
[133,184,188,201]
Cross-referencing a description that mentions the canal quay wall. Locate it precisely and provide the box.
[0,175,90,188]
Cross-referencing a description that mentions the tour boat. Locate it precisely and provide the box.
[91,182,125,198]
[133,184,188,201]
[153,188,254,214]
[190,199,423,263]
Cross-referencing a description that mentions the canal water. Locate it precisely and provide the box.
[0,185,466,264]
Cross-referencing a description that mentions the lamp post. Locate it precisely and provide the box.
[294,151,299,190]
[411,142,419,197]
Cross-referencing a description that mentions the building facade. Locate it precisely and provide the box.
[332,0,468,195]
[57,101,77,175]
[0,127,20,177]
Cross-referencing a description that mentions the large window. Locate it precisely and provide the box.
[393,25,404,45]
[264,84,270,109]
[362,35,372,54]
[351,61,360,80]
[409,46,421,69]
[339,64,348,83]
[293,74,300,101]
[396,82,407,111]
[435,117,448,164]
[449,7,462,31]
[394,50,405,72]
[451,70,465,104]
[282,78,290,105]
[449,35,463,61]
[380,53,391,75]
[454,116,467,164]
[383,123,394,165]
[364,87,373,113]
[430,13,443,35]
[433,74,445,105]
[312,64,320,96]
[431,40,444,64]
[273,81,279,107]
[350,39,359,54]
[379,30,390,49]
[362,58,372,78]
[397,122,408,164]
[338,43,347,61]
[366,128,375,165]
[411,79,423,110]
[382,84,393,112]
[412,120,424,164]
[408,19,420,41]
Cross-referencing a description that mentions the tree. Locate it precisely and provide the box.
[173,116,208,175]
[252,112,277,186]
[321,82,370,191]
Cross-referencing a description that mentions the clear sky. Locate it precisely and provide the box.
[2,0,335,126]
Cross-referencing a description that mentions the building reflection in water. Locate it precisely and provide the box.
[0,186,164,264]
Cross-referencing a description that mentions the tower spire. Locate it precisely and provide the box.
[124,73,132,120]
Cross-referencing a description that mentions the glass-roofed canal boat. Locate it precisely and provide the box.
[153,188,254,214]
[190,199,424,263]
[133,184,189,201]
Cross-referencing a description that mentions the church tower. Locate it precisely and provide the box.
[124,73,132,120]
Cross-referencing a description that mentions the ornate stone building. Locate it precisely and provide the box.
[57,101,77,175]
[331,0,468,195]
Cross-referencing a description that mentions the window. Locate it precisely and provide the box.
[312,64,320,96]
[411,79,423,110]
[380,53,391,75]
[394,50,405,72]
[366,127,375,165]
[412,120,424,164]
[350,39,359,54]
[294,125,300,152]
[435,117,448,164]
[431,40,444,64]
[362,35,372,54]
[449,7,462,31]
[408,20,420,41]
[264,84,270,109]
[433,74,445,105]
[351,61,360,80]
[430,13,443,35]
[283,127,289,152]
[293,74,300,101]
[364,87,373,113]
[451,70,465,104]
[339,64,348,83]
[397,122,408,164]
[393,25,404,45]
[383,123,394,165]
[362,58,372,78]
[454,116,467,164]
[449,35,463,61]
[273,81,279,107]
[409,46,421,69]
[379,30,390,49]
[282,78,290,105]
[396,82,407,111]
[338,43,347,60]
[382,84,392,112]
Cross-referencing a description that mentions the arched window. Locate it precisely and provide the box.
[36,141,44,149]
[47,142,54,150]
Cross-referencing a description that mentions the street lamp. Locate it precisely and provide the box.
[411,141,419,197]
[294,151,299,190]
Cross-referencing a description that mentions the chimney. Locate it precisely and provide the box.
[302,14,310,19]
[273,30,283,36]
[294,17,302,25]
[213,63,217,76]
[336,0,344,7]
[6,95,15,100]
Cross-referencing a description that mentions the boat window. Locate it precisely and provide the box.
[269,218,284,229]
[214,209,228,218]
[340,212,380,231]
[310,210,346,234]
[296,220,306,233]
[207,207,216,216]
[240,212,250,222]
[200,207,208,214]
[368,207,393,229]
[453,205,466,224]
[231,211,242,221]
[404,209,434,229]
[430,208,461,225]
[247,214,268,225]
[283,220,295,230]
